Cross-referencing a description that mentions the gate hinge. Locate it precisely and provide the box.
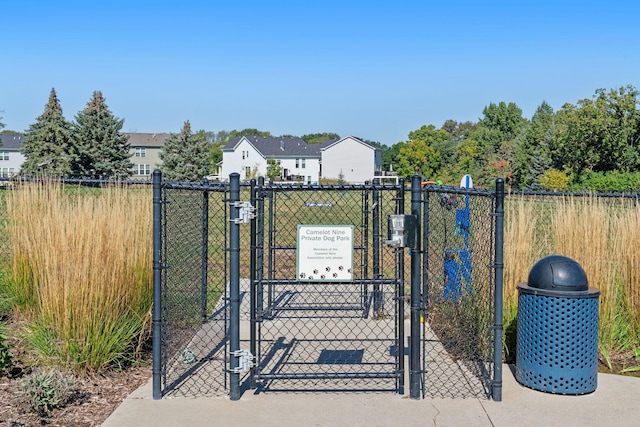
[230,349,255,373]
[230,201,256,224]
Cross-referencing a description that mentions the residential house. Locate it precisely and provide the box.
[0,132,26,177]
[125,133,171,179]
[320,136,382,184]
[220,136,330,183]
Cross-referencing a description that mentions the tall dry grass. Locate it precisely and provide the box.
[504,194,640,366]
[5,182,152,374]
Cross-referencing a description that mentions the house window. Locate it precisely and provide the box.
[301,159,306,168]
[134,147,146,157]
[245,166,251,179]
[133,164,150,175]
[242,150,249,160]
[295,158,299,168]
[0,168,14,177]
[0,151,8,161]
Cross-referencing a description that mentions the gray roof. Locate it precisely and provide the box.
[223,136,335,158]
[321,136,380,152]
[125,133,171,147]
[0,132,168,150]
[0,132,26,150]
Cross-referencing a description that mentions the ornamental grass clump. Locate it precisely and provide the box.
[5,181,152,374]
[504,194,640,369]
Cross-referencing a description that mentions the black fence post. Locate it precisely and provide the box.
[492,178,505,401]
[410,174,422,399]
[201,184,209,322]
[256,178,265,321]
[397,178,405,394]
[229,173,241,401]
[372,180,381,317]
[152,169,162,400]
[249,178,257,390]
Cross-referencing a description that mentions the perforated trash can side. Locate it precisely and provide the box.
[515,255,600,395]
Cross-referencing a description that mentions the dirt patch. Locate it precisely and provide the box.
[0,316,151,426]
[0,364,151,427]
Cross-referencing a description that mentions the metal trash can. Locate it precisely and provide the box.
[515,255,600,394]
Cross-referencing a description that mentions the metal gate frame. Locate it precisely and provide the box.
[247,176,406,394]
[417,176,504,400]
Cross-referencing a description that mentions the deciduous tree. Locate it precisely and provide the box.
[554,86,640,180]
[395,125,447,178]
[300,132,340,144]
[266,159,282,180]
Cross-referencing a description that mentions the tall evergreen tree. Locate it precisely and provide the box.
[21,88,73,177]
[160,120,210,181]
[512,101,556,188]
[71,91,132,178]
[525,133,553,190]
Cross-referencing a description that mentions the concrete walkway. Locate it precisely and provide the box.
[102,365,640,427]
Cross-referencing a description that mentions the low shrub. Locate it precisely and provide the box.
[0,322,13,375]
[573,171,640,193]
[14,368,76,415]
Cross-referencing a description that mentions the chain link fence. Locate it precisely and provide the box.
[421,185,498,398]
[504,189,640,262]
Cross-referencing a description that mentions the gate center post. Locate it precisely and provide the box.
[409,175,422,399]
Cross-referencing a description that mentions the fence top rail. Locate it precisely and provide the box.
[257,182,404,191]
[0,176,153,187]
[507,189,640,200]
[161,180,228,191]
[424,185,495,198]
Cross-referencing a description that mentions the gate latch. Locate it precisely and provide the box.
[230,201,256,224]
[230,349,255,373]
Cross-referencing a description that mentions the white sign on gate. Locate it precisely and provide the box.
[297,225,354,282]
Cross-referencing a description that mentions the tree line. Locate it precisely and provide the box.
[4,85,640,190]
[3,89,342,181]
[388,85,640,192]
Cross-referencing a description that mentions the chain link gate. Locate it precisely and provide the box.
[248,177,407,393]
[419,179,504,399]
[152,173,231,398]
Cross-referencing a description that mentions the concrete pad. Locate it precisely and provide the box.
[483,366,640,427]
[103,379,492,427]
[103,365,640,427]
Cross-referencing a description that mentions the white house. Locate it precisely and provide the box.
[320,136,382,184]
[0,132,26,177]
[219,136,329,183]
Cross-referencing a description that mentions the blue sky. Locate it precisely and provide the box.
[2,1,639,146]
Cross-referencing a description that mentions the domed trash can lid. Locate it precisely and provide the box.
[518,255,599,297]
